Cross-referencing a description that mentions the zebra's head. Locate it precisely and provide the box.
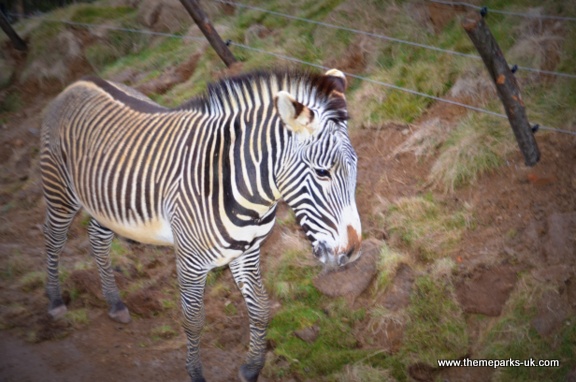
[274,69,362,271]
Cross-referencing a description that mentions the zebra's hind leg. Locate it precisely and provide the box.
[44,205,79,319]
[230,250,270,382]
[87,218,131,324]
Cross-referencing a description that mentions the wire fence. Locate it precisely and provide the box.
[426,0,576,22]
[213,0,576,80]
[6,2,576,137]
[227,41,576,136]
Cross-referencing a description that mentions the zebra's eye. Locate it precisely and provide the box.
[314,168,331,179]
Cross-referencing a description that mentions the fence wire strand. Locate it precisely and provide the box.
[228,41,576,136]
[213,0,576,80]
[7,12,576,137]
[8,13,206,41]
[426,0,576,22]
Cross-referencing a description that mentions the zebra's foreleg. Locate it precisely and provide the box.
[87,218,130,324]
[230,250,270,382]
[44,205,78,319]
[177,259,209,382]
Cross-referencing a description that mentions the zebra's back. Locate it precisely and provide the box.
[41,77,194,246]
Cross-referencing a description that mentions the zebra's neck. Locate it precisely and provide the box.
[177,71,325,116]
[177,71,331,207]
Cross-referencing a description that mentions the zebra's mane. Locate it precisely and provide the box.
[177,69,348,122]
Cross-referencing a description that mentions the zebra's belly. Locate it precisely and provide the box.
[90,213,175,246]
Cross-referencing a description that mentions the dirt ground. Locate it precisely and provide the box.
[1,68,576,382]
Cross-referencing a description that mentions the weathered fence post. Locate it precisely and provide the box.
[0,9,27,51]
[462,11,540,166]
[179,0,237,68]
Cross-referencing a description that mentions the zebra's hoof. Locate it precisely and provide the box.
[239,364,260,382]
[48,304,68,320]
[108,307,131,324]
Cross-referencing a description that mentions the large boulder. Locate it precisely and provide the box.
[313,239,379,298]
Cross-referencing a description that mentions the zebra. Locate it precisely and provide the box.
[40,68,362,382]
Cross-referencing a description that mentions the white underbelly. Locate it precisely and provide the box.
[92,214,174,246]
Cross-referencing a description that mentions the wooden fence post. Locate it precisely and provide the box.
[0,9,27,51]
[462,11,540,166]
[179,0,237,68]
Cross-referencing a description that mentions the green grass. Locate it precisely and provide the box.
[386,194,471,261]
[373,244,407,293]
[224,301,238,316]
[263,247,382,379]
[400,275,468,366]
[330,363,396,382]
[266,299,376,379]
[151,324,178,340]
[479,277,576,381]
[108,238,139,280]
[265,249,320,303]
[160,297,178,312]
[66,308,90,328]
[69,5,135,24]
[101,34,189,82]
[525,78,576,131]
[18,271,45,292]
[0,255,31,281]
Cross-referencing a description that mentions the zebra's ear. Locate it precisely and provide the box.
[275,90,316,137]
[324,68,347,92]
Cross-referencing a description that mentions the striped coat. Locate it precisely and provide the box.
[41,69,361,382]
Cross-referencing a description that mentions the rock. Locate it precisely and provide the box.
[69,269,104,300]
[69,269,129,305]
[408,362,438,382]
[438,363,494,382]
[125,287,164,318]
[531,264,573,284]
[543,213,576,265]
[382,263,415,311]
[455,266,516,316]
[294,325,319,343]
[531,289,571,337]
[137,0,191,33]
[372,319,405,354]
[312,239,379,298]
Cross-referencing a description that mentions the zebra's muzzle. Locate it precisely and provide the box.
[338,246,356,266]
[313,241,334,269]
[314,241,357,271]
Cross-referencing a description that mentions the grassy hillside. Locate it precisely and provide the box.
[1,0,576,381]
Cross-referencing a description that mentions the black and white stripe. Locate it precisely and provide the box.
[40,69,361,382]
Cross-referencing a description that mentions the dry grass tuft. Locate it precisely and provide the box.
[428,114,514,192]
[335,362,398,382]
[386,195,472,261]
[509,8,566,77]
[448,67,496,106]
[391,118,451,158]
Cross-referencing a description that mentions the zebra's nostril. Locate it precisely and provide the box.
[346,246,355,259]
[314,242,328,258]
